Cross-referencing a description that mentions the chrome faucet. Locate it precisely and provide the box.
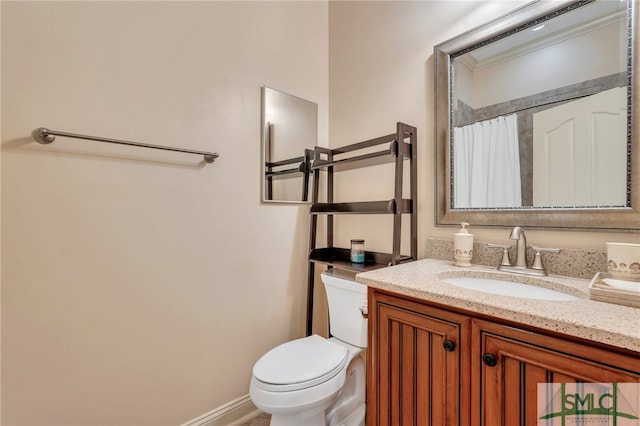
[509,226,528,268]
[488,226,559,277]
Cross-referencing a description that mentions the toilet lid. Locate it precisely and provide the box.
[253,335,348,389]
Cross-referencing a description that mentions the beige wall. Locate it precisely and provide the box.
[1,2,327,425]
[2,1,638,425]
[328,0,638,254]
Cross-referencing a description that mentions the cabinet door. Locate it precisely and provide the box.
[368,291,471,426]
[473,319,640,426]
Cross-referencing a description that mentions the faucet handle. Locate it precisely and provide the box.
[487,243,511,266]
[531,247,560,272]
[532,246,560,255]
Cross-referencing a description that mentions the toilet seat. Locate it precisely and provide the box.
[252,335,349,392]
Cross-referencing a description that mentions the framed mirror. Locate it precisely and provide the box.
[261,86,318,203]
[435,0,639,230]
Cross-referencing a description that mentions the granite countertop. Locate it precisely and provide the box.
[356,258,640,352]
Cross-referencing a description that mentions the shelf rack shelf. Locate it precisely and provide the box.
[309,247,413,273]
[305,122,417,335]
[310,200,412,215]
[264,148,313,202]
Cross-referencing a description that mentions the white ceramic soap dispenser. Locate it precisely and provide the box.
[454,222,474,267]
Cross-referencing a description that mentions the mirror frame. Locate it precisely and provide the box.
[434,0,639,231]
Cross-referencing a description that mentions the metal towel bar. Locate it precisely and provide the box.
[32,127,219,163]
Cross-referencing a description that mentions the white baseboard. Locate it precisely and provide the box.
[181,394,262,426]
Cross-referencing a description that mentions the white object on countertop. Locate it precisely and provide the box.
[454,222,474,267]
[602,278,640,293]
[606,242,640,281]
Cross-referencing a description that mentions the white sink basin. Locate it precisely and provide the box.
[440,276,580,301]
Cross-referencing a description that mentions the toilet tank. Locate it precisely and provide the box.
[321,269,368,348]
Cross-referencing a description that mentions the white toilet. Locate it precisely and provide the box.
[249,269,368,426]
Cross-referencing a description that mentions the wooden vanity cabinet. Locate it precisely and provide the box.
[367,290,472,426]
[474,319,640,426]
[368,288,640,426]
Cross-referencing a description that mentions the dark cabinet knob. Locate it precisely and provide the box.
[482,353,498,367]
[443,340,456,352]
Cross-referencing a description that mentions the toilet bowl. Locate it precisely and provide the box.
[249,270,367,426]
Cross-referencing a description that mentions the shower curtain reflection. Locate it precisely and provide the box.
[453,114,522,208]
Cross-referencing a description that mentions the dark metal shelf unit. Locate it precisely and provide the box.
[306,122,417,335]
